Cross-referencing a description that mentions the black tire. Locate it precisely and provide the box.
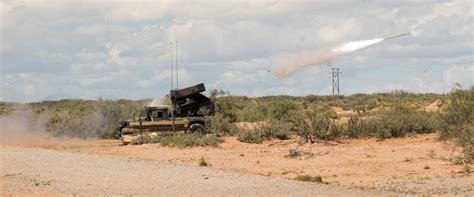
[189,123,206,135]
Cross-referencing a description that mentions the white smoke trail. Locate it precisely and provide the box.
[272,38,384,79]
[335,38,383,53]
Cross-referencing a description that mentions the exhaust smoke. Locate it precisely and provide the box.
[272,33,408,79]
[148,97,170,107]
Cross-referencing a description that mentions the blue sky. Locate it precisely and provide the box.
[1,0,473,102]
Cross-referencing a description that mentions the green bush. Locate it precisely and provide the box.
[344,113,374,138]
[439,86,473,138]
[130,135,153,145]
[269,99,299,121]
[207,114,237,136]
[158,134,223,148]
[148,135,162,144]
[131,134,223,147]
[210,90,240,123]
[439,86,474,162]
[454,125,474,162]
[341,106,439,139]
[236,102,266,122]
[258,120,290,140]
[237,120,290,143]
[238,130,263,143]
[372,105,439,138]
[291,108,337,143]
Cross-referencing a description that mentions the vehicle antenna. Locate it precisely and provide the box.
[170,41,175,133]
[176,40,179,89]
[170,42,173,90]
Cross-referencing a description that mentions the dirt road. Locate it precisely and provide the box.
[0,146,383,196]
[37,133,471,195]
[1,133,472,195]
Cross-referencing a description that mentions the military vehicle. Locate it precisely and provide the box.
[118,83,214,144]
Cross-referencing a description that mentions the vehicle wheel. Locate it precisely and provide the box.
[189,123,206,135]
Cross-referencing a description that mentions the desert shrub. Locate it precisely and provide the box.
[366,98,379,110]
[292,108,338,143]
[343,113,375,138]
[238,130,264,143]
[235,100,267,122]
[371,105,439,139]
[198,157,210,166]
[237,120,290,143]
[258,119,290,140]
[342,107,439,139]
[460,165,472,174]
[455,125,474,162]
[159,134,223,148]
[269,99,299,121]
[439,86,474,162]
[131,134,223,147]
[294,175,322,183]
[439,86,473,138]
[211,90,240,123]
[287,110,306,131]
[196,135,223,147]
[207,114,237,136]
[340,94,377,111]
[130,135,153,145]
[0,102,14,115]
[329,123,344,138]
[451,136,474,164]
[148,135,162,143]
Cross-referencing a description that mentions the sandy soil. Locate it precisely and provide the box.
[2,133,473,195]
[1,146,382,196]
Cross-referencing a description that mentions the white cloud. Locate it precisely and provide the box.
[213,58,270,87]
[79,75,114,87]
[76,25,105,35]
[1,0,473,102]
[410,1,472,37]
[103,1,170,22]
[75,49,106,62]
[137,68,189,88]
[443,65,474,88]
[409,77,447,93]
[318,19,361,42]
[79,69,132,87]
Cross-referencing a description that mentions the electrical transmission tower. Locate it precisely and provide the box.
[330,67,342,96]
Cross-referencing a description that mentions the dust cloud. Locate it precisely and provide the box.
[0,105,54,146]
[0,105,90,146]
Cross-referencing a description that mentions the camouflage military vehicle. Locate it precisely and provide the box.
[118,83,214,144]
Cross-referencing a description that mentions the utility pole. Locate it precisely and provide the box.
[330,67,342,96]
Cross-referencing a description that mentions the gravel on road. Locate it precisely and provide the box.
[0,146,385,196]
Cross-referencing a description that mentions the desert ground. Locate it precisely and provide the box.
[1,133,472,196]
